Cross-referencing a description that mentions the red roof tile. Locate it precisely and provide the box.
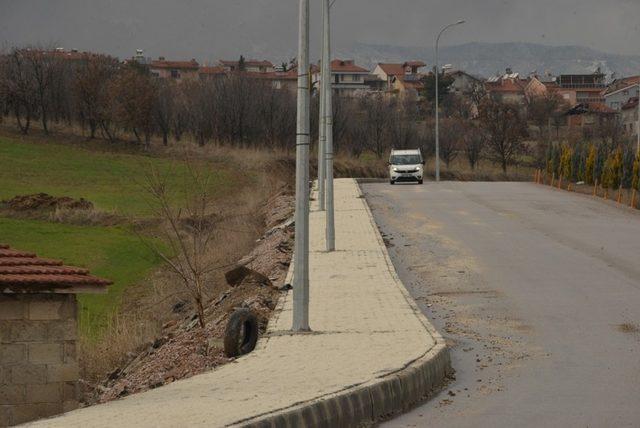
[0,246,112,292]
[219,59,274,68]
[0,257,63,267]
[486,79,525,93]
[151,59,200,70]
[199,66,226,75]
[378,63,406,77]
[331,59,368,73]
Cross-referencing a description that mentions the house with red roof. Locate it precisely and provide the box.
[604,76,640,111]
[198,66,227,81]
[218,59,275,74]
[149,57,200,81]
[371,61,427,96]
[485,74,527,104]
[330,59,370,96]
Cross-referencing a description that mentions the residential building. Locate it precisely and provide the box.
[621,97,639,136]
[485,69,527,104]
[446,69,483,96]
[555,72,606,105]
[330,59,370,96]
[371,61,426,92]
[149,57,200,81]
[562,102,616,128]
[604,76,640,110]
[218,59,275,74]
[198,66,227,81]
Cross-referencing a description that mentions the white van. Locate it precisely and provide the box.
[388,149,424,185]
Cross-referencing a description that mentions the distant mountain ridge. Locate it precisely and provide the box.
[334,42,640,79]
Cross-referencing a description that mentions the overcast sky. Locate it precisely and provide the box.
[1,0,640,63]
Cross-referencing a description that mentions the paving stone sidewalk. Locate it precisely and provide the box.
[31,179,448,427]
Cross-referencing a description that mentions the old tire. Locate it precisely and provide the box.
[224,309,259,358]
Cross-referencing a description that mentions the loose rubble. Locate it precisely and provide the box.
[85,186,294,405]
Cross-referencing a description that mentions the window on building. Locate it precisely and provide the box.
[171,69,179,79]
[353,74,361,82]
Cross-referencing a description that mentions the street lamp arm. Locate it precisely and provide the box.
[436,20,466,49]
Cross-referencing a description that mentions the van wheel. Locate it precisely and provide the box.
[390,180,395,185]
[418,179,423,185]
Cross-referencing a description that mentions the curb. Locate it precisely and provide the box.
[237,179,451,428]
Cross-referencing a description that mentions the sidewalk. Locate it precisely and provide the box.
[33,179,449,427]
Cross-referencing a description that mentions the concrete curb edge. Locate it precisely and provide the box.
[237,179,451,428]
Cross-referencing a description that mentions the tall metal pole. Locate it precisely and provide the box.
[317,14,326,212]
[637,84,640,156]
[292,0,310,331]
[435,41,440,183]
[435,20,465,183]
[324,0,335,252]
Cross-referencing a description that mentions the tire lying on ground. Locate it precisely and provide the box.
[224,309,259,358]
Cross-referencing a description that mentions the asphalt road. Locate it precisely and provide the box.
[363,182,640,428]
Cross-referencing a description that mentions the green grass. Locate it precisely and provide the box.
[0,137,232,216]
[0,136,236,338]
[0,217,163,338]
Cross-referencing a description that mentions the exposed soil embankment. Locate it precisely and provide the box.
[84,187,295,405]
[1,193,121,226]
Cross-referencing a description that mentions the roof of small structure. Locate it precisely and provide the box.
[0,245,112,294]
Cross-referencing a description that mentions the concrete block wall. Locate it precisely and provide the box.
[0,294,79,427]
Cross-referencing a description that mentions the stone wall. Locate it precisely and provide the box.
[0,294,79,427]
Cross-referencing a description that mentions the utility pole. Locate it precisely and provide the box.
[637,84,640,156]
[317,30,326,212]
[292,0,310,332]
[435,20,465,183]
[323,0,335,252]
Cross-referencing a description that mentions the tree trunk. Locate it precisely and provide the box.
[41,110,49,135]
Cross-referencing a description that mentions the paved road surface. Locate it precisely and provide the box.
[363,182,640,428]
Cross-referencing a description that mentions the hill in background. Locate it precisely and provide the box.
[335,42,640,78]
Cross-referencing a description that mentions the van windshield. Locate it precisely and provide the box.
[390,155,422,165]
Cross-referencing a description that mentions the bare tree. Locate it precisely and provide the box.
[438,118,463,168]
[23,48,63,134]
[463,123,486,170]
[142,162,226,328]
[153,79,176,145]
[109,65,155,147]
[74,54,119,139]
[478,98,528,173]
[359,93,390,158]
[1,49,37,134]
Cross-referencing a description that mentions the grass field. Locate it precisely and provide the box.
[0,135,237,338]
[0,136,232,216]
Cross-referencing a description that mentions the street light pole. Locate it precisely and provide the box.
[637,83,640,156]
[292,0,310,332]
[435,20,465,183]
[317,17,327,212]
[324,0,335,252]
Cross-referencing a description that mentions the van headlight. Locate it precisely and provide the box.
[392,167,398,172]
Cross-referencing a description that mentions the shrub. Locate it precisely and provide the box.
[585,144,596,185]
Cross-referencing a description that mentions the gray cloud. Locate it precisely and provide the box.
[1,0,639,62]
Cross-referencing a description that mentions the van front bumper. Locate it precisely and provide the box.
[390,172,422,182]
